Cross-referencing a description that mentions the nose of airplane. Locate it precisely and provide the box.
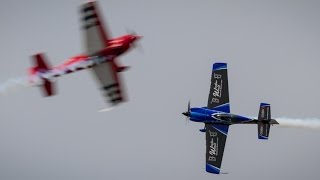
[135,35,143,39]
[182,112,190,117]
[130,35,143,51]
[132,35,142,42]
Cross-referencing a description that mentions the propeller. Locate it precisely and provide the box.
[126,28,137,36]
[182,100,191,124]
[133,41,144,53]
[126,28,143,52]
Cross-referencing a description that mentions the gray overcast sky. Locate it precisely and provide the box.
[1,0,320,179]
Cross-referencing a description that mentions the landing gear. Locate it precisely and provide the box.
[199,127,206,133]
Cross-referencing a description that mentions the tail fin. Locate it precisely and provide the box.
[257,103,271,140]
[31,53,56,97]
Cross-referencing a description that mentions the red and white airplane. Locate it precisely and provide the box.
[28,1,141,107]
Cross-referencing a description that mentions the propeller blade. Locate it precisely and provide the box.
[125,28,137,36]
[184,100,191,125]
[136,42,144,53]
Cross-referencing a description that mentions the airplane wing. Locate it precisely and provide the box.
[81,2,125,106]
[90,60,125,106]
[205,123,229,174]
[207,63,230,113]
[81,1,110,55]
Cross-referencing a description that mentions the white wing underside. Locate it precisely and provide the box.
[81,1,109,55]
[90,62,123,105]
[81,2,124,106]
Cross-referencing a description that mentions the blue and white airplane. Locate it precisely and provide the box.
[182,63,279,174]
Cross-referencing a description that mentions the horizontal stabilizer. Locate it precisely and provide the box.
[32,53,52,72]
[258,123,270,140]
[269,119,279,124]
[257,103,275,140]
[43,79,55,97]
[31,53,56,97]
[258,103,271,121]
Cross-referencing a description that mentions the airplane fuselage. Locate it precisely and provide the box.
[188,107,254,125]
[29,34,141,84]
[186,107,279,126]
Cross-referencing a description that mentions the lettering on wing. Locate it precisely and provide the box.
[211,73,223,104]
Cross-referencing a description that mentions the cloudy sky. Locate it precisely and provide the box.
[1,0,320,179]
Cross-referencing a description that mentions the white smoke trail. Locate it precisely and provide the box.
[0,76,31,95]
[276,117,320,130]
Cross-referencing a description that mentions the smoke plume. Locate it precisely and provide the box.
[0,76,31,95]
[277,117,320,130]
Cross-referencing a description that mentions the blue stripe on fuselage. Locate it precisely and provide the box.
[189,107,253,124]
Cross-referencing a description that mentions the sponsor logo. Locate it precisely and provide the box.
[208,156,216,161]
[214,73,222,79]
[211,73,223,104]
[209,130,217,137]
[213,80,222,97]
[208,129,219,162]
[261,108,265,118]
[260,107,270,120]
[259,125,264,136]
[209,137,218,156]
[211,97,219,103]
[208,137,218,162]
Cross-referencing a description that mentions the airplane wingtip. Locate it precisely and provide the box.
[98,107,114,112]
